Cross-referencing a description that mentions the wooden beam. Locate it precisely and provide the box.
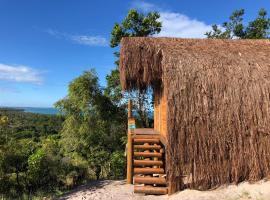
[134,168,164,174]
[132,134,160,139]
[134,186,168,195]
[133,138,160,144]
[134,160,163,167]
[134,152,162,158]
[133,128,159,135]
[134,144,162,150]
[134,177,166,185]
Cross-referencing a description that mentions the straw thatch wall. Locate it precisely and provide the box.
[120,37,270,193]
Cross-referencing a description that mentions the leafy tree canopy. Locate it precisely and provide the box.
[110,9,161,48]
[105,10,161,128]
[106,10,161,102]
[206,8,270,39]
[55,70,127,181]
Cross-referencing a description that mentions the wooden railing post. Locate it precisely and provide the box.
[127,100,134,184]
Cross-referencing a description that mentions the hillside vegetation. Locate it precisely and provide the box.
[0,71,128,199]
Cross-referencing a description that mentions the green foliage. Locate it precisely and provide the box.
[0,116,8,125]
[27,138,62,194]
[0,110,65,199]
[55,70,127,183]
[110,9,161,47]
[109,151,126,179]
[106,9,161,128]
[0,110,63,140]
[1,138,36,198]
[206,8,270,39]
[245,9,270,38]
[104,69,122,104]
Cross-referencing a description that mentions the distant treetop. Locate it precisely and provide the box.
[206,8,270,39]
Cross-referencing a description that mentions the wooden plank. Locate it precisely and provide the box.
[134,167,165,174]
[134,160,163,167]
[133,128,159,135]
[160,92,168,140]
[134,186,168,195]
[134,177,166,185]
[134,144,162,150]
[134,152,162,158]
[133,138,160,144]
[132,134,160,139]
[153,89,168,141]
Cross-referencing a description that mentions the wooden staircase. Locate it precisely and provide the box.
[127,100,168,195]
[132,133,168,195]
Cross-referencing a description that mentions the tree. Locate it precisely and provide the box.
[105,9,162,128]
[0,138,37,198]
[110,10,162,48]
[55,70,127,180]
[206,8,270,39]
[26,137,62,197]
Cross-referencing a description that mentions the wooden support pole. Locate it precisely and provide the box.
[127,99,133,184]
[127,131,133,184]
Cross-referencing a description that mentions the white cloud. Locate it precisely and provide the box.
[45,29,108,47]
[131,1,158,12]
[0,64,42,84]
[131,1,212,38]
[158,12,212,38]
[70,35,107,46]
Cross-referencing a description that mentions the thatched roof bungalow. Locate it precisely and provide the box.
[120,37,270,194]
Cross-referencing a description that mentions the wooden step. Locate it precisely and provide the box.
[134,186,168,195]
[134,177,166,185]
[134,160,163,167]
[133,128,159,135]
[132,134,160,139]
[133,138,160,144]
[134,168,165,175]
[134,152,162,158]
[134,144,162,150]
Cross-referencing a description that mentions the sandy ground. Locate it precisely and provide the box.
[57,180,270,200]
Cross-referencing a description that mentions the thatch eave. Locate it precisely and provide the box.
[119,37,270,93]
[119,37,164,92]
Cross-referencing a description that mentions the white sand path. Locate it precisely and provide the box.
[57,180,270,200]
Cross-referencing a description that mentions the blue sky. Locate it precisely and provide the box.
[0,0,269,107]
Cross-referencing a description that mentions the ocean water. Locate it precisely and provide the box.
[20,107,59,115]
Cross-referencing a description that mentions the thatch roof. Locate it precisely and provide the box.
[120,37,270,193]
[120,37,270,92]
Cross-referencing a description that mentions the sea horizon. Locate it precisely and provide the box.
[0,106,59,115]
